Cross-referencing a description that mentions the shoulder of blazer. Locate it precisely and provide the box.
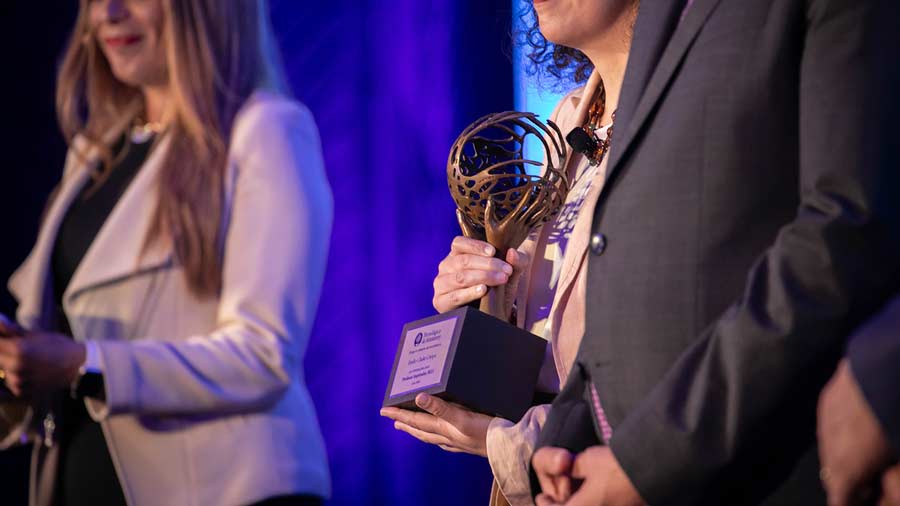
[222,90,330,223]
[550,82,588,126]
[228,90,319,166]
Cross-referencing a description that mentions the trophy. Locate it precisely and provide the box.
[383,112,569,421]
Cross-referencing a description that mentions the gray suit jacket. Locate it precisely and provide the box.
[534,0,900,504]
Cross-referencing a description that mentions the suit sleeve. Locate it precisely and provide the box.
[86,98,333,418]
[609,1,900,504]
[847,294,900,455]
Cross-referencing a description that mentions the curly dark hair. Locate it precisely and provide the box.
[517,3,594,89]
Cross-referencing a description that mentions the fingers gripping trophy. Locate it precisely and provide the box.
[448,111,569,318]
[383,112,569,421]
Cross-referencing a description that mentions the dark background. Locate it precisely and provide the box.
[0,1,517,504]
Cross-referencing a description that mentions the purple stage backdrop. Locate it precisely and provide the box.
[270,1,514,504]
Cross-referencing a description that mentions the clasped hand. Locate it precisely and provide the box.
[0,319,85,398]
[817,360,900,506]
[533,446,644,506]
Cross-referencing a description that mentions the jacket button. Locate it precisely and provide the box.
[590,232,607,256]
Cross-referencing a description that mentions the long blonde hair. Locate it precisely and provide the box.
[56,0,287,297]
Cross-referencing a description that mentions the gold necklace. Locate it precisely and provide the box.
[131,117,167,143]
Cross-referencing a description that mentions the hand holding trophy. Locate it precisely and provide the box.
[383,111,568,421]
[449,111,568,317]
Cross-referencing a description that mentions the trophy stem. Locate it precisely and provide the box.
[479,283,508,321]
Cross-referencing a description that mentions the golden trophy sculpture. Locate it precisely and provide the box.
[448,111,568,317]
[384,112,569,421]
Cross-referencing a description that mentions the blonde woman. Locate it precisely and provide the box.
[380,1,638,505]
[0,1,331,505]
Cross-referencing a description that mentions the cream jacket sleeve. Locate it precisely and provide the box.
[87,97,333,418]
[487,405,551,506]
[481,80,590,506]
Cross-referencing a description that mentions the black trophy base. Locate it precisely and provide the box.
[382,306,546,421]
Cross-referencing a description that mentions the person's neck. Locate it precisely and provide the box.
[141,85,171,124]
[581,40,631,126]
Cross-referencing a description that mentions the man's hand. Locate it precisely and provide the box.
[818,359,895,506]
[533,447,575,505]
[878,465,900,506]
[380,393,492,456]
[535,446,644,506]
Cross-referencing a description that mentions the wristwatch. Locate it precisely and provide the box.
[71,368,105,400]
[70,341,105,400]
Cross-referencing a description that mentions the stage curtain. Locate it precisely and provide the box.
[272,1,515,504]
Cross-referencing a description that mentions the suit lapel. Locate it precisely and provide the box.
[610,0,686,143]
[604,0,723,183]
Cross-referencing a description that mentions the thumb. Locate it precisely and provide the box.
[534,447,574,477]
[416,394,458,425]
[504,248,530,317]
[506,248,531,274]
[533,447,575,502]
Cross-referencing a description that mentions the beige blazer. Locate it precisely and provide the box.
[487,72,609,506]
[5,91,332,506]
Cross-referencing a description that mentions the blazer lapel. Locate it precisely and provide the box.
[64,134,174,306]
[611,0,686,138]
[552,74,602,295]
[8,113,174,329]
[605,0,723,183]
[516,75,597,328]
[8,152,96,329]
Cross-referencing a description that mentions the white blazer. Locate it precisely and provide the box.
[5,91,333,506]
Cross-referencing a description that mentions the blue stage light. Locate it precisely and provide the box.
[512,0,565,173]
